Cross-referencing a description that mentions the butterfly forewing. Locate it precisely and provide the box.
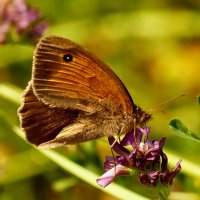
[32,35,134,114]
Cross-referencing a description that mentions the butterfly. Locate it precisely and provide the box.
[18,35,151,148]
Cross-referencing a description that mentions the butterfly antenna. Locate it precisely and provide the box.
[146,92,188,113]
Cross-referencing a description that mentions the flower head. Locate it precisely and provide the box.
[97,127,181,188]
[0,0,48,43]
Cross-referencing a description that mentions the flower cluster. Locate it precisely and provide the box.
[0,0,48,43]
[97,127,181,188]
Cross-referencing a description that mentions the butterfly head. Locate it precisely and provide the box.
[134,106,152,127]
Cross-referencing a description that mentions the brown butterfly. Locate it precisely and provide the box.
[18,35,151,148]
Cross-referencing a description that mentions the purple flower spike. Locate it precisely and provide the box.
[97,164,132,188]
[0,0,48,44]
[97,126,181,189]
[28,22,49,40]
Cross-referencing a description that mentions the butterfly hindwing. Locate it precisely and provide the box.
[18,81,79,146]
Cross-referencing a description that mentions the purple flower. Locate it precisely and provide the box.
[96,164,132,188]
[161,160,182,185]
[97,127,181,188]
[140,171,160,186]
[0,0,48,44]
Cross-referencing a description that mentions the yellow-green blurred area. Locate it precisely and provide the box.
[0,0,200,199]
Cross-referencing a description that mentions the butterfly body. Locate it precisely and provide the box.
[18,35,151,148]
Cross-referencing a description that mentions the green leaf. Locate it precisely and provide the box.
[169,119,200,142]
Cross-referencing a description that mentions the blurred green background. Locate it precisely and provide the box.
[0,0,200,199]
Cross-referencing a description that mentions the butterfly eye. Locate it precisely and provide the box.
[63,54,73,62]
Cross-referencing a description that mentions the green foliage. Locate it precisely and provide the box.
[169,119,200,142]
[197,94,200,106]
[169,94,200,142]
